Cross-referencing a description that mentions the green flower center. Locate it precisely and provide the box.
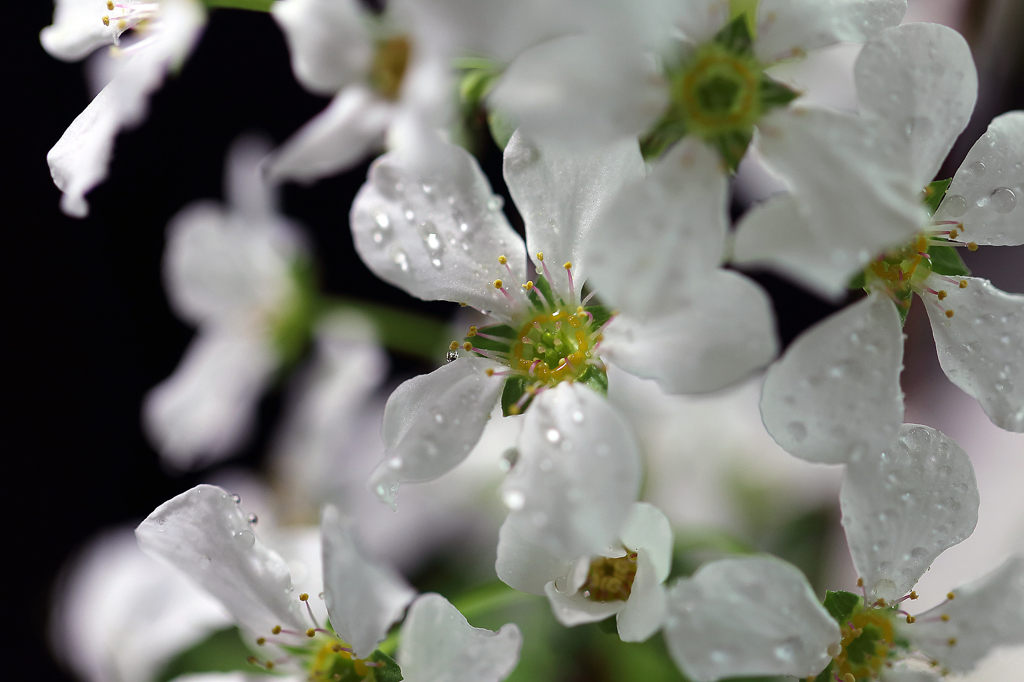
[833,607,897,682]
[581,552,638,602]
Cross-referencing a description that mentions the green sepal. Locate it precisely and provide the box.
[368,650,403,682]
[730,0,759,38]
[586,304,614,331]
[501,375,533,416]
[155,627,268,682]
[639,117,689,161]
[488,111,516,151]
[708,127,754,173]
[896,300,911,326]
[597,615,619,634]
[927,244,971,277]
[846,622,885,666]
[578,364,609,397]
[823,590,861,625]
[468,323,516,353]
[714,14,754,56]
[923,178,952,216]
[760,75,800,110]
[533,273,558,309]
[848,270,867,290]
[811,663,835,682]
[272,257,319,366]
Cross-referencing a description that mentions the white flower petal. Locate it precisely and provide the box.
[504,129,645,295]
[602,269,778,394]
[143,331,278,470]
[760,292,904,464]
[664,556,840,682]
[910,557,1024,673]
[40,0,122,61]
[841,424,979,601]
[398,593,522,682]
[500,383,642,558]
[495,515,575,597]
[585,138,728,319]
[135,485,306,636]
[369,358,505,506]
[267,87,394,184]
[673,0,730,45]
[544,581,625,626]
[935,111,1024,246]
[754,0,907,63]
[350,142,527,321]
[320,505,415,658]
[923,275,1024,432]
[489,34,667,148]
[616,549,667,642]
[740,106,924,298]
[270,0,371,96]
[854,23,977,189]
[881,669,936,682]
[619,503,673,583]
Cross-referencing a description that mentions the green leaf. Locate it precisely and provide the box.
[502,375,532,416]
[468,324,516,353]
[846,623,884,665]
[586,304,614,331]
[488,110,517,151]
[597,615,619,634]
[639,117,690,161]
[927,244,971,277]
[155,627,266,682]
[578,364,608,397]
[848,270,867,290]
[729,0,759,39]
[369,650,404,682]
[708,127,754,173]
[823,590,861,625]
[811,664,835,682]
[533,273,558,308]
[923,178,952,215]
[202,0,273,10]
[759,76,800,110]
[714,14,754,55]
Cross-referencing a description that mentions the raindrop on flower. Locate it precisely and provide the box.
[234,530,255,548]
[247,513,258,525]
[988,187,1016,214]
[968,161,986,176]
[503,489,525,510]
[230,494,241,504]
[499,448,519,472]
[445,350,458,363]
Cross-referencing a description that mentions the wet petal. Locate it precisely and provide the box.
[267,87,394,184]
[500,383,642,558]
[615,549,667,642]
[504,130,645,297]
[135,485,306,636]
[350,141,527,321]
[841,424,980,601]
[761,292,904,464]
[40,0,123,61]
[398,593,522,682]
[935,111,1024,246]
[855,23,977,189]
[909,557,1024,673]
[664,556,840,682]
[923,275,1024,432]
[585,138,728,319]
[544,582,624,627]
[271,0,371,96]
[602,269,778,395]
[320,506,415,658]
[370,358,505,505]
[619,503,673,583]
[495,514,575,597]
[755,0,906,63]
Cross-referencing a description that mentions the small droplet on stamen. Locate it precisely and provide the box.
[827,642,842,658]
[247,513,258,525]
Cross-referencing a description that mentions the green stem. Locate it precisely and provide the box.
[318,296,452,362]
[202,0,274,12]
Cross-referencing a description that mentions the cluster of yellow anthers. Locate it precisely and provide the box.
[100,0,158,30]
[580,551,639,603]
[246,593,386,680]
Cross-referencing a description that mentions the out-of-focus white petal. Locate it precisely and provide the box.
[923,275,1024,432]
[489,34,667,148]
[350,142,527,321]
[881,669,936,682]
[586,138,728,319]
[143,332,278,470]
[495,515,574,597]
[398,593,522,682]
[934,112,1024,246]
[40,0,122,61]
[909,557,1024,673]
[370,358,505,505]
[736,107,924,299]
[135,485,306,636]
[270,0,371,96]
[615,550,667,642]
[673,0,730,45]
[501,383,642,558]
[754,0,907,63]
[602,269,777,395]
[855,23,977,189]
[544,582,624,626]
[619,503,673,583]
[761,292,904,464]
[503,130,644,295]
[320,506,415,658]
[46,0,205,217]
[841,424,979,601]
[664,556,840,682]
[268,87,394,184]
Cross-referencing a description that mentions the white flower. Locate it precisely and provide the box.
[495,502,671,643]
[143,138,310,469]
[135,484,523,679]
[43,0,206,217]
[663,555,841,682]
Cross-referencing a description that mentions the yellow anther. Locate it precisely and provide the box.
[844,674,856,682]
[959,279,968,288]
[462,342,472,351]
[272,625,282,635]
[930,660,939,667]
[498,255,507,265]
[469,325,478,334]
[485,368,494,376]
[306,628,316,638]
[536,252,544,261]
[875,598,888,607]
[947,638,957,647]
[937,290,948,300]
[523,281,534,290]
[947,592,956,600]
[459,302,467,307]
[449,341,459,351]
[909,591,919,600]
[857,578,864,587]
[266,661,275,670]
[332,644,344,652]
[906,615,916,624]
[102,15,109,25]
[493,279,503,289]
[106,0,114,8]
[256,637,266,645]
[949,228,959,239]
[967,241,978,251]
[509,405,521,415]
[116,18,126,29]
[945,309,955,318]
[299,593,309,601]
[941,614,950,622]
[564,261,572,270]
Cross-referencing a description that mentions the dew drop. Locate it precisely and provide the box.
[499,448,519,472]
[571,410,584,424]
[230,494,241,504]
[545,428,562,443]
[445,350,459,363]
[503,489,525,510]
[989,187,1016,214]
[389,246,410,272]
[969,161,986,176]
[421,183,434,196]
[387,456,403,470]
[404,208,415,222]
[431,257,443,269]
[374,210,391,229]
[786,421,808,443]
[943,194,968,217]
[487,196,504,211]
[234,530,255,548]
[247,513,258,525]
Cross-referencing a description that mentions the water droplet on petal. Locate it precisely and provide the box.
[571,410,584,424]
[969,161,986,176]
[445,350,459,363]
[942,194,968,217]
[230,494,241,504]
[387,456,403,470]
[503,489,525,510]
[487,196,504,211]
[434,413,445,425]
[374,210,390,229]
[234,530,255,548]
[989,187,1016,214]
[247,513,258,525]
[786,421,807,443]
[545,428,561,443]
[499,448,519,472]
[389,245,409,272]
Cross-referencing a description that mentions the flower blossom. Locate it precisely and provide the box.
[144,137,312,469]
[42,0,206,216]
[136,484,523,681]
[349,130,776,557]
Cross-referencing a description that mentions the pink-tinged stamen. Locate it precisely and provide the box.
[466,346,508,361]
[533,321,544,333]
[529,359,541,376]
[473,331,507,342]
[933,220,961,226]
[579,310,594,324]
[514,389,534,411]
[521,336,534,345]
[497,285,517,307]
[565,265,576,303]
[581,290,597,306]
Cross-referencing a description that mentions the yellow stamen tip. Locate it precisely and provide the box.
[272,626,282,635]
[959,279,968,288]
[949,229,959,239]
[947,592,956,600]
[265,661,275,670]
[941,614,950,622]
[306,628,316,638]
[449,341,459,351]
[536,252,544,261]
[102,15,109,25]
[844,674,856,682]
[906,615,916,624]
[116,18,126,29]
[498,255,507,265]
[106,0,114,8]
[462,342,472,351]
[485,368,494,376]
[493,279,503,289]
[947,638,957,647]
[857,578,864,587]
[563,261,572,270]
[967,242,978,251]
[299,593,309,601]
[945,309,955,318]
[256,637,266,645]
[937,290,947,300]
[909,591,919,600]
[523,281,534,290]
